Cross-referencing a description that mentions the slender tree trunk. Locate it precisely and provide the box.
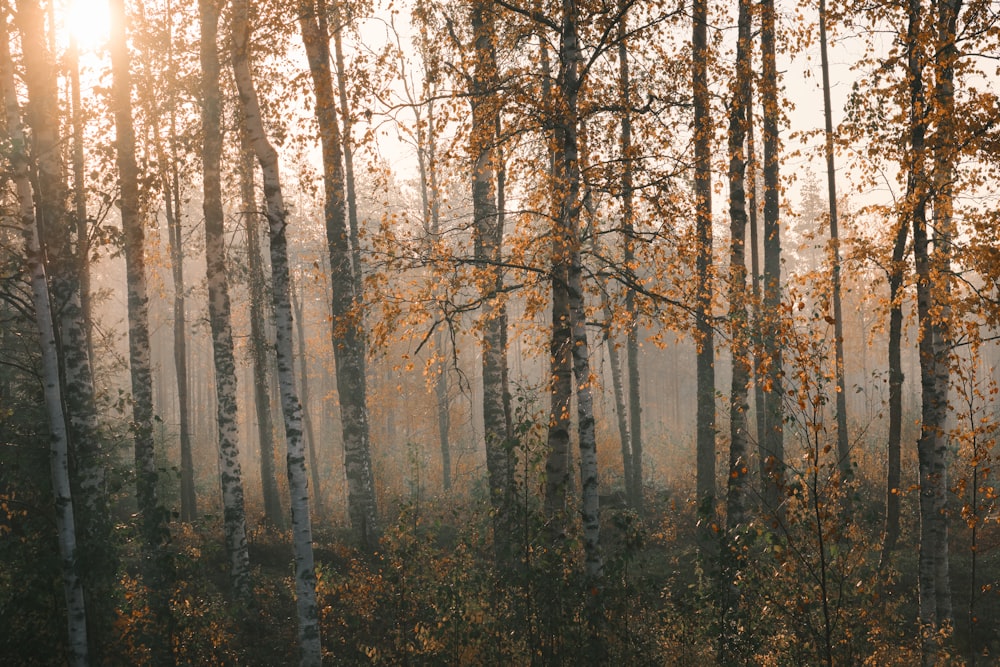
[470,0,515,564]
[410,47,453,492]
[67,39,95,368]
[617,3,642,512]
[152,21,197,523]
[693,0,717,559]
[557,0,603,581]
[199,0,252,601]
[904,0,953,654]
[819,0,852,484]
[721,0,753,656]
[165,164,196,522]
[231,1,321,662]
[1,23,89,665]
[747,85,767,463]
[298,0,380,550]
[879,218,908,567]
[539,30,573,537]
[110,0,172,611]
[928,0,959,628]
[330,0,363,296]
[240,126,285,529]
[759,0,785,516]
[16,2,112,655]
[293,285,325,518]
[603,301,633,503]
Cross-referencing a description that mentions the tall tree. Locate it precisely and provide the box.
[692,0,717,554]
[149,2,197,523]
[540,27,574,538]
[759,0,785,515]
[554,0,603,580]
[468,0,516,564]
[199,0,252,601]
[721,0,754,654]
[1,14,88,664]
[616,0,642,512]
[231,0,321,660]
[818,0,852,483]
[15,0,113,653]
[240,124,285,529]
[880,217,908,566]
[109,0,172,620]
[293,283,325,518]
[298,0,380,549]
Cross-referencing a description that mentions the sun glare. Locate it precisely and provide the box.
[63,0,111,54]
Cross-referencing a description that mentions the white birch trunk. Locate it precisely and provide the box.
[231,0,321,662]
[1,24,89,666]
[200,0,252,601]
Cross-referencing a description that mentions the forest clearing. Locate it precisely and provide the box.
[1,0,999,664]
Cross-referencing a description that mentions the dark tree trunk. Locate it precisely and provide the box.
[299,0,379,549]
[693,0,717,562]
[819,0,852,485]
[759,0,785,517]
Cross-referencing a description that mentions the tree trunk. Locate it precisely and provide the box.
[231,1,321,662]
[721,0,753,656]
[109,0,173,635]
[746,84,767,466]
[557,0,603,581]
[151,18,198,524]
[16,1,113,655]
[470,0,516,564]
[904,0,953,653]
[819,0,852,484]
[298,0,380,550]
[617,2,642,512]
[693,0,717,559]
[603,301,633,504]
[199,0,252,601]
[879,218,907,567]
[928,0,959,628]
[1,22,89,665]
[293,284,325,518]
[240,124,285,529]
[759,0,785,516]
[330,0,364,296]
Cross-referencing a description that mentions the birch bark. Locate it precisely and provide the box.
[199,0,252,601]
[231,0,321,661]
[1,20,89,665]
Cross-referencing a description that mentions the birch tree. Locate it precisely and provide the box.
[199,0,252,601]
[231,0,321,660]
[108,5,172,642]
[240,124,285,528]
[298,0,380,549]
[14,0,113,651]
[1,14,88,663]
